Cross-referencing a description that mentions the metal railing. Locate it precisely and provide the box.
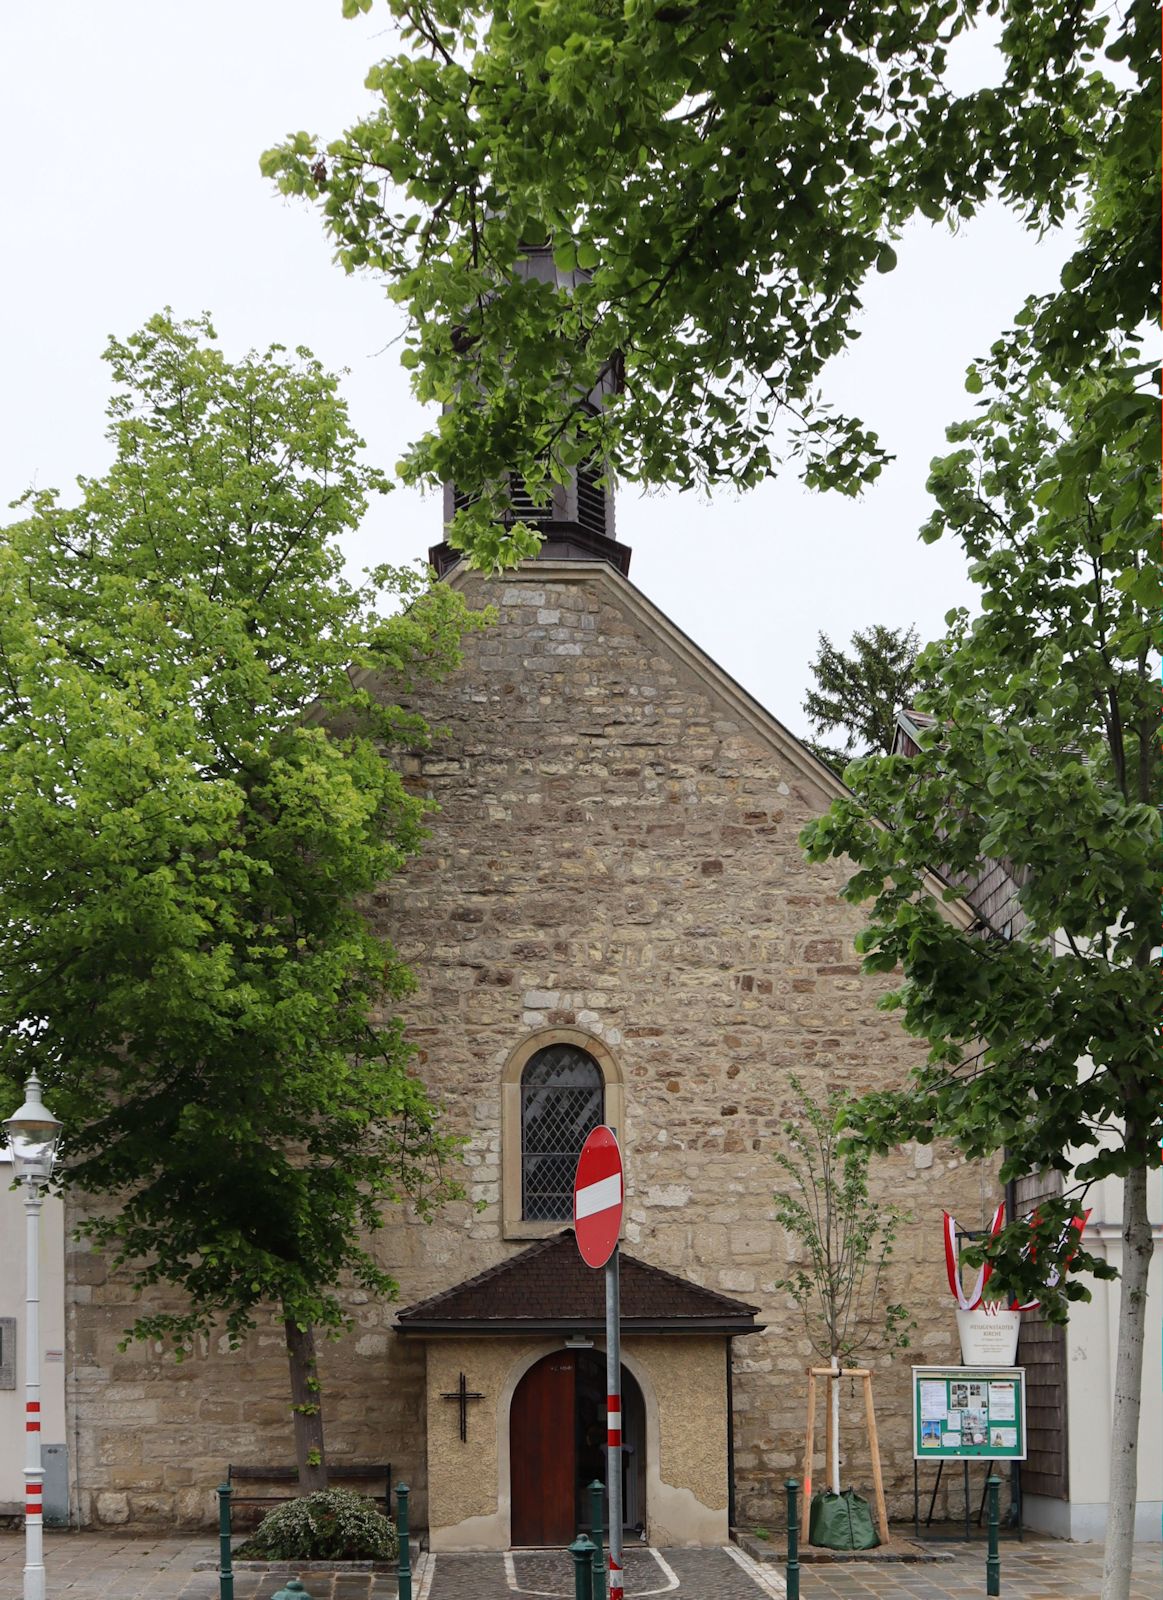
[216,1478,415,1600]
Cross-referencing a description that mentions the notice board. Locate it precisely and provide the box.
[912,1366,1026,1460]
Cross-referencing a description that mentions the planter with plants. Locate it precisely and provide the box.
[233,1488,399,1567]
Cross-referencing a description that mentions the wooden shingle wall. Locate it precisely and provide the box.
[1014,1171,1068,1500]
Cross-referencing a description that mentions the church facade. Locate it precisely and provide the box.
[45,488,996,1543]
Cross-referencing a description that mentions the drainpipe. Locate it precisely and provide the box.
[725,1341,736,1530]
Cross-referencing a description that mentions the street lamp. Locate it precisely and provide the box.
[5,1074,62,1600]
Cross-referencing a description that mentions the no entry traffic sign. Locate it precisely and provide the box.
[573,1125,626,1598]
[573,1125,623,1269]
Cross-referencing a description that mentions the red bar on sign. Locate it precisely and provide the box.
[26,1401,40,1412]
[26,1420,40,1432]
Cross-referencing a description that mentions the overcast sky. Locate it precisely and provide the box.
[3,3,1076,744]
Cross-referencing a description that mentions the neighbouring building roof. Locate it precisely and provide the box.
[892,708,1030,937]
[395,1230,765,1337]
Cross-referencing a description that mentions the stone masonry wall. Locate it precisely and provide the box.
[66,561,993,1531]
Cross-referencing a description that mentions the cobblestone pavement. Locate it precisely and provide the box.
[418,1538,1163,1598]
[0,1533,398,1600]
[424,1545,785,1598]
[780,1539,1160,1600]
[0,1533,1158,1599]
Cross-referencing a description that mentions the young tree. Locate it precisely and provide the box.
[801,327,1158,1598]
[773,1079,912,1501]
[803,624,921,775]
[261,0,1137,565]
[0,313,485,1492]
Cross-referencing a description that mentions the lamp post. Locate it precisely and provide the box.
[5,1074,63,1600]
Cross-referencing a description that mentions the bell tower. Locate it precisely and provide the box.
[428,241,632,578]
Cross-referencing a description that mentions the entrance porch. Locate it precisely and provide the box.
[394,1231,764,1550]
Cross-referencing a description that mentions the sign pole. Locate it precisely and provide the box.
[605,1246,622,1600]
[573,1125,625,1600]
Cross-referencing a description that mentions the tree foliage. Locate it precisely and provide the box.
[262,0,1141,566]
[801,324,1159,1305]
[803,624,922,774]
[773,1078,913,1366]
[0,312,485,1475]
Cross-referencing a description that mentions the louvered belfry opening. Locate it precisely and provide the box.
[451,459,608,535]
[521,1044,604,1222]
[575,459,607,538]
[433,454,629,576]
[429,239,632,575]
[507,472,555,526]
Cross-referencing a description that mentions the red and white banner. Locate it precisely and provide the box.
[943,1203,1005,1310]
[943,1203,1090,1312]
[1009,1209,1090,1311]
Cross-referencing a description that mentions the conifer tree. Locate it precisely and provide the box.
[802,625,921,775]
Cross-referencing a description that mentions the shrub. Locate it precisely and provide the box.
[235,1488,398,1562]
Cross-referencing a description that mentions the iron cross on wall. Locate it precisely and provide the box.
[440,1372,484,1442]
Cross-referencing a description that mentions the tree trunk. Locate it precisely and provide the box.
[284,1314,328,1494]
[1100,1162,1152,1600]
[830,1354,841,1495]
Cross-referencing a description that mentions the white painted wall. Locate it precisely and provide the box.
[1066,1168,1162,1541]
[1024,1164,1162,1543]
[0,1153,67,1513]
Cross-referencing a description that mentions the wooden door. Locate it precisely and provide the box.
[510,1352,576,1546]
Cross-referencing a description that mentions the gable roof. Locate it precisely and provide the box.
[395,1230,764,1336]
[893,709,1029,937]
[440,557,975,930]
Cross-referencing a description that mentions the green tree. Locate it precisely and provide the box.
[773,1078,912,1499]
[801,327,1158,1599]
[0,313,485,1492]
[261,0,1142,567]
[803,624,921,775]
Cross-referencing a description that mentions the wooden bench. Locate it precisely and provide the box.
[226,1463,393,1524]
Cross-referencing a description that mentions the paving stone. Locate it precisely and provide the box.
[0,1532,1159,1600]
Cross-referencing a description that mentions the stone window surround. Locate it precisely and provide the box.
[502,1026,625,1241]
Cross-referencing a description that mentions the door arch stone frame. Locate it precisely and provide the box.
[501,1027,625,1241]
[500,1341,660,1548]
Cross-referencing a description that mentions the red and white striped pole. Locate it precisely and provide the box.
[573,1127,625,1600]
[5,1074,61,1600]
[23,1182,46,1600]
[605,1247,623,1600]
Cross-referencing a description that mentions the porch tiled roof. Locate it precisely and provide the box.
[395,1230,763,1336]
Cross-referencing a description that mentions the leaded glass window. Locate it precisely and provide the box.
[521,1044,604,1221]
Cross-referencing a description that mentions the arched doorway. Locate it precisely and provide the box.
[510,1348,646,1547]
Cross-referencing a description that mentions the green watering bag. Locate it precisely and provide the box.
[807,1488,880,1550]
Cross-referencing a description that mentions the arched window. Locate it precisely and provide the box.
[502,1028,623,1239]
[520,1044,604,1222]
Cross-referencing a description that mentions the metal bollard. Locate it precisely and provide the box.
[785,1478,800,1600]
[986,1475,1001,1597]
[570,1533,596,1600]
[396,1482,412,1600]
[216,1482,234,1600]
[589,1479,606,1599]
[271,1583,313,1600]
